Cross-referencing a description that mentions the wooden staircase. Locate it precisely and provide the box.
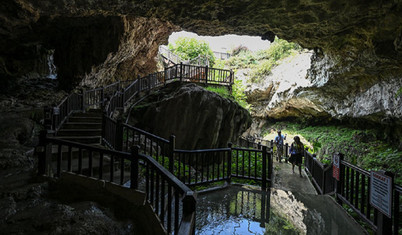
[56,109,102,145]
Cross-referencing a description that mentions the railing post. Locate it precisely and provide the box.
[100,88,104,110]
[138,75,142,92]
[285,143,289,163]
[130,146,140,190]
[258,142,262,150]
[227,143,233,184]
[115,118,123,151]
[164,68,167,86]
[180,62,183,83]
[101,111,107,145]
[81,88,86,112]
[38,129,55,176]
[375,171,394,235]
[169,135,176,173]
[262,145,267,189]
[205,65,208,84]
[270,140,274,152]
[322,162,327,194]
[335,153,344,205]
[43,106,53,130]
[311,153,316,182]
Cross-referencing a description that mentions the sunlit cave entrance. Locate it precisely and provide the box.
[159,31,365,234]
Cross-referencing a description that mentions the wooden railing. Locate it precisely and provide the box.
[122,124,171,164]
[38,135,195,235]
[102,115,118,149]
[174,147,231,186]
[173,144,273,189]
[46,63,233,135]
[159,45,211,67]
[159,45,185,65]
[105,120,274,190]
[301,151,402,234]
[83,87,104,110]
[231,145,272,188]
[304,150,334,195]
[44,93,83,131]
[332,154,401,235]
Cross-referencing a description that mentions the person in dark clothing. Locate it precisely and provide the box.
[289,136,304,177]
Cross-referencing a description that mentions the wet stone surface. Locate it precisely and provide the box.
[196,185,365,235]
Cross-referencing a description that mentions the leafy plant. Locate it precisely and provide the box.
[205,86,231,99]
[168,37,216,66]
[231,79,249,109]
[225,37,302,83]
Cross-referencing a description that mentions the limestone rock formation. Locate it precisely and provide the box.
[129,83,251,149]
[2,0,401,128]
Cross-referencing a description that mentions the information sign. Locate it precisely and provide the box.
[333,154,340,181]
[370,171,392,218]
[53,107,60,115]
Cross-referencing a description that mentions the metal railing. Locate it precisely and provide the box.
[45,93,83,132]
[38,135,196,235]
[304,150,334,195]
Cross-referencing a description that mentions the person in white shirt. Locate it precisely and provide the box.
[274,130,286,162]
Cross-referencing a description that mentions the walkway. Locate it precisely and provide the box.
[272,161,317,195]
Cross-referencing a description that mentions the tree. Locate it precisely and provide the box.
[168,37,215,66]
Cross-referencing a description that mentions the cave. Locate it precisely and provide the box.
[1,0,402,234]
[2,0,401,136]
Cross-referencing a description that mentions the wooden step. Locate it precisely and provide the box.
[68,116,102,123]
[62,122,102,129]
[54,136,101,144]
[58,129,102,137]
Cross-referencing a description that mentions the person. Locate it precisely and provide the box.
[274,130,286,162]
[289,136,304,177]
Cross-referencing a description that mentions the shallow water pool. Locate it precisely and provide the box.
[195,185,365,235]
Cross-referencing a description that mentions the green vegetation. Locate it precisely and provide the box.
[168,37,215,66]
[397,87,402,97]
[226,37,302,83]
[205,80,249,109]
[205,86,231,99]
[267,122,402,184]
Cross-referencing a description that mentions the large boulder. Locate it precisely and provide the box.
[129,83,251,149]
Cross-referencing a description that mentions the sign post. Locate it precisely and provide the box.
[333,154,340,181]
[370,171,393,235]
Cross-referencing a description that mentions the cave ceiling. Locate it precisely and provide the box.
[2,0,402,72]
[1,0,401,125]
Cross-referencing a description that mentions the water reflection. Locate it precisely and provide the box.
[196,186,271,234]
[196,185,365,235]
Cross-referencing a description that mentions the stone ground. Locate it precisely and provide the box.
[272,159,317,195]
[270,156,367,234]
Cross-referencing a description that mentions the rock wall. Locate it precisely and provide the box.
[129,83,251,149]
[2,0,402,122]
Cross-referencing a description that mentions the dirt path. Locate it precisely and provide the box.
[272,160,317,195]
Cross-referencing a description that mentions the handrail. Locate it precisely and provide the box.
[41,136,195,235]
[139,152,191,194]
[45,93,83,132]
[122,123,169,144]
[174,148,231,154]
[159,45,185,65]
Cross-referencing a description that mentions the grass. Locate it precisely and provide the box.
[204,83,250,109]
[204,86,231,99]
